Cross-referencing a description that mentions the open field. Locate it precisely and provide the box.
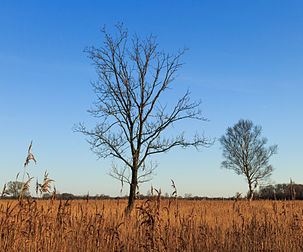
[0,198,303,251]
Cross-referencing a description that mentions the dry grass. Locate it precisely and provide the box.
[0,198,303,251]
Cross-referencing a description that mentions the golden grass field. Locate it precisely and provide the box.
[0,198,303,251]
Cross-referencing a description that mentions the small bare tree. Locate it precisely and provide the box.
[76,24,210,213]
[220,119,278,200]
[6,181,30,198]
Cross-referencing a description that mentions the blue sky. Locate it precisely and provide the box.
[0,1,302,197]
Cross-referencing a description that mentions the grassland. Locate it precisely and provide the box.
[0,198,302,251]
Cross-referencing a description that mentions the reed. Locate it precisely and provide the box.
[0,198,302,251]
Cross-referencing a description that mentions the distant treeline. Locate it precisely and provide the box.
[2,183,303,200]
[255,183,302,200]
[52,183,303,201]
[39,193,235,201]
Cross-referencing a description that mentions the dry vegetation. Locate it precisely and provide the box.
[0,197,303,251]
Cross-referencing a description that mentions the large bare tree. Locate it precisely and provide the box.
[76,24,210,213]
[220,119,278,200]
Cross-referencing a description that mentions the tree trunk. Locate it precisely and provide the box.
[126,168,138,214]
[248,181,254,201]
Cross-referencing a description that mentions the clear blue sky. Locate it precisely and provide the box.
[1,1,302,197]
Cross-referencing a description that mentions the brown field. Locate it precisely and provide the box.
[0,198,303,251]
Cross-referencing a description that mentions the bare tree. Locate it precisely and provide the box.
[220,119,277,200]
[76,24,210,213]
[6,181,30,198]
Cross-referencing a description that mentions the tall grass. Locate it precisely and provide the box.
[0,198,302,251]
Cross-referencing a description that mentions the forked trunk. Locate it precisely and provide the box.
[125,168,138,214]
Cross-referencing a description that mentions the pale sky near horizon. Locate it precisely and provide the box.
[0,1,302,197]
